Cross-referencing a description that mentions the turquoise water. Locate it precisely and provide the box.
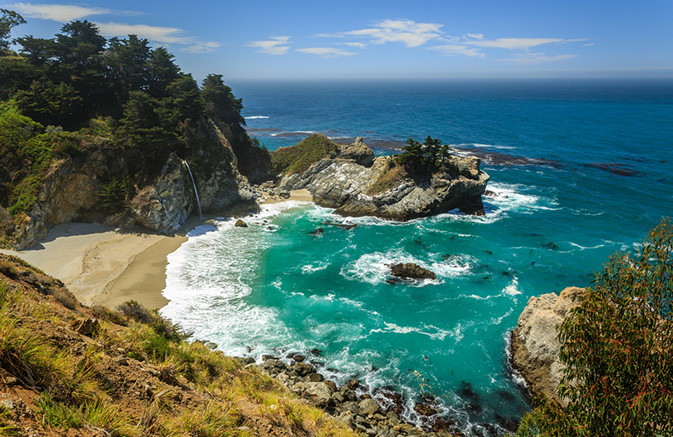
[161,79,673,436]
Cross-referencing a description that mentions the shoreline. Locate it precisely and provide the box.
[0,190,314,311]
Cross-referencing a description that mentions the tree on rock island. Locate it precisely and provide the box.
[514,218,673,436]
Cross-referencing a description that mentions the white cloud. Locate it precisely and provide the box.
[464,37,564,50]
[96,22,192,44]
[501,52,576,64]
[430,44,484,58]
[583,42,595,47]
[181,41,221,54]
[9,2,109,22]
[465,33,484,40]
[342,42,367,48]
[342,19,443,48]
[247,36,291,55]
[297,47,356,58]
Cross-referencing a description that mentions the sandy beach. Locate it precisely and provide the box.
[0,190,313,311]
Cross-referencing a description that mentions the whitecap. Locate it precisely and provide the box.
[503,276,522,296]
[340,250,473,286]
[369,322,453,341]
[301,261,329,273]
[569,242,606,251]
[244,115,270,119]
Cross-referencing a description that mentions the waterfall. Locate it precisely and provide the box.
[182,160,203,219]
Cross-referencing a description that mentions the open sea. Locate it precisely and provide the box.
[160,79,673,436]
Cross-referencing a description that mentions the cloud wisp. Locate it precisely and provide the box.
[297,47,356,58]
[8,2,220,53]
[334,19,444,48]
[9,2,109,22]
[247,36,292,55]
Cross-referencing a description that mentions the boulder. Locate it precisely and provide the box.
[234,219,248,228]
[511,286,585,406]
[337,137,376,167]
[390,263,437,280]
[293,382,334,408]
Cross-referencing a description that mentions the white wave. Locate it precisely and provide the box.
[271,130,316,137]
[483,182,558,214]
[340,250,474,286]
[458,142,517,150]
[301,261,329,274]
[503,276,522,296]
[569,242,606,251]
[244,115,270,119]
[185,224,218,237]
[369,322,454,341]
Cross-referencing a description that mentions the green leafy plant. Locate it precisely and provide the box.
[514,218,673,436]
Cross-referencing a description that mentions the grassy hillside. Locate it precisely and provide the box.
[0,254,356,436]
[271,134,339,175]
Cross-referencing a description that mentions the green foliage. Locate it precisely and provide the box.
[16,80,82,129]
[202,74,244,127]
[0,9,25,50]
[271,133,339,175]
[0,110,80,216]
[397,136,452,178]
[98,173,132,212]
[515,218,673,436]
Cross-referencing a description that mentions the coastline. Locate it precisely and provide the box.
[0,190,314,311]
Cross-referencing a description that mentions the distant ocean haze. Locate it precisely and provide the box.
[161,78,673,436]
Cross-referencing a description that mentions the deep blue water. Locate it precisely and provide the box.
[161,79,673,436]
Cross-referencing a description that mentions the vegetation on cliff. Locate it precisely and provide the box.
[0,254,356,436]
[270,133,339,175]
[0,10,272,246]
[514,218,673,436]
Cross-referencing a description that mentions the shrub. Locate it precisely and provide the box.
[270,133,338,175]
[116,300,152,324]
[515,218,673,436]
[98,173,132,212]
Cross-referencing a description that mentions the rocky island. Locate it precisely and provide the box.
[275,135,489,221]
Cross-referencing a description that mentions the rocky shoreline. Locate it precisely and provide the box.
[242,352,468,436]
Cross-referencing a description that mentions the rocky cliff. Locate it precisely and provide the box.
[13,118,255,249]
[279,136,489,221]
[510,286,584,406]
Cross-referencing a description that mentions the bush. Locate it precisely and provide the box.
[515,218,673,436]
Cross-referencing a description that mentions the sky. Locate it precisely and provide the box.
[2,0,673,82]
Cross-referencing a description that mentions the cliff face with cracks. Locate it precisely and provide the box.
[13,118,255,249]
[279,137,489,221]
[510,286,584,406]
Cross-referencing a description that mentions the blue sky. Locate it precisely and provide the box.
[3,0,673,81]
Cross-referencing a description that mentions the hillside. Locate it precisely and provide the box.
[0,253,359,436]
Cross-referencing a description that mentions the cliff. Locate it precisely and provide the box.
[277,135,489,221]
[10,117,257,250]
[510,286,584,406]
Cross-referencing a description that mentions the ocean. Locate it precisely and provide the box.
[160,79,673,436]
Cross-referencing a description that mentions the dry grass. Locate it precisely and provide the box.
[0,254,358,437]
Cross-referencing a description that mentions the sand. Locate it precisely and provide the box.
[0,222,188,310]
[0,190,313,311]
[259,188,312,205]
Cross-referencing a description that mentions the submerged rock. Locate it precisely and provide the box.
[389,263,437,280]
[510,286,584,406]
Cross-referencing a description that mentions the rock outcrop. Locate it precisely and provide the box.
[390,263,437,280]
[279,136,489,221]
[510,286,585,406]
[13,118,255,249]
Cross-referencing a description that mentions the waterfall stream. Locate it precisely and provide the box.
[182,160,203,219]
